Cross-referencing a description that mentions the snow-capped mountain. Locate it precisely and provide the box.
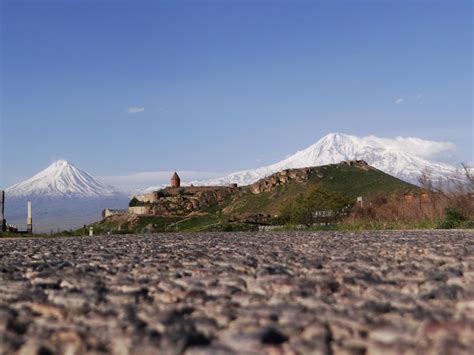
[196,133,460,186]
[7,160,119,197]
[4,160,129,232]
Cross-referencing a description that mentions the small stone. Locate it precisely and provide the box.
[51,330,84,355]
[260,327,288,345]
[30,303,65,319]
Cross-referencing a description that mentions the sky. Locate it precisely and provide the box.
[1,0,472,188]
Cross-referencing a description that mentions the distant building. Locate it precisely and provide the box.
[171,172,181,188]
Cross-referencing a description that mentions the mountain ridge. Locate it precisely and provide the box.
[194,133,459,187]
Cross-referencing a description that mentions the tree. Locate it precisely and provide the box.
[157,189,167,198]
[129,197,143,207]
[461,163,473,192]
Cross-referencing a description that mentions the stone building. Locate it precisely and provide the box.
[171,172,181,188]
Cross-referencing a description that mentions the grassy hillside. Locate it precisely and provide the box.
[224,163,418,216]
[86,162,419,234]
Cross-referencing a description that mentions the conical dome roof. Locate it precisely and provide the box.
[171,172,180,180]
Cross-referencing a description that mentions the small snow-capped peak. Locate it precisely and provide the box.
[6,160,121,197]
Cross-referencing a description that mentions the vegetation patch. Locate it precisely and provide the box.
[438,208,467,229]
[129,197,147,207]
[278,185,352,226]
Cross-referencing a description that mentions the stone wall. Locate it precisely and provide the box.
[135,192,161,203]
[102,209,127,219]
[128,206,152,215]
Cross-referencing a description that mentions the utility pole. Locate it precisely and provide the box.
[27,201,33,234]
[1,191,6,232]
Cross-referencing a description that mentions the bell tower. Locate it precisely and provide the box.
[170,172,181,188]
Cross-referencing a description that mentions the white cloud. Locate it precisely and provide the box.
[363,135,456,160]
[128,107,145,114]
[417,94,423,101]
[394,97,404,105]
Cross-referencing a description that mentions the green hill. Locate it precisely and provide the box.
[89,161,419,234]
[224,161,417,216]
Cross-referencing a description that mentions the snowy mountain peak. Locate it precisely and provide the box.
[321,132,346,141]
[6,160,120,197]
[195,133,459,187]
[52,159,69,167]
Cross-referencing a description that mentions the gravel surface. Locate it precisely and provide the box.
[1,231,473,354]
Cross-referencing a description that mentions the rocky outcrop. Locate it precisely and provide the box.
[249,160,373,194]
[249,168,313,194]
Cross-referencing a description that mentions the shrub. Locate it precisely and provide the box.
[129,197,139,207]
[157,189,168,198]
[438,208,466,229]
[129,197,146,207]
[222,224,233,232]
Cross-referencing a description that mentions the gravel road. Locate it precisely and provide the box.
[1,231,473,354]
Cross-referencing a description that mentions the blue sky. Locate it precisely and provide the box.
[1,0,472,187]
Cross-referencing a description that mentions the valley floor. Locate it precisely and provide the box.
[0,231,473,354]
